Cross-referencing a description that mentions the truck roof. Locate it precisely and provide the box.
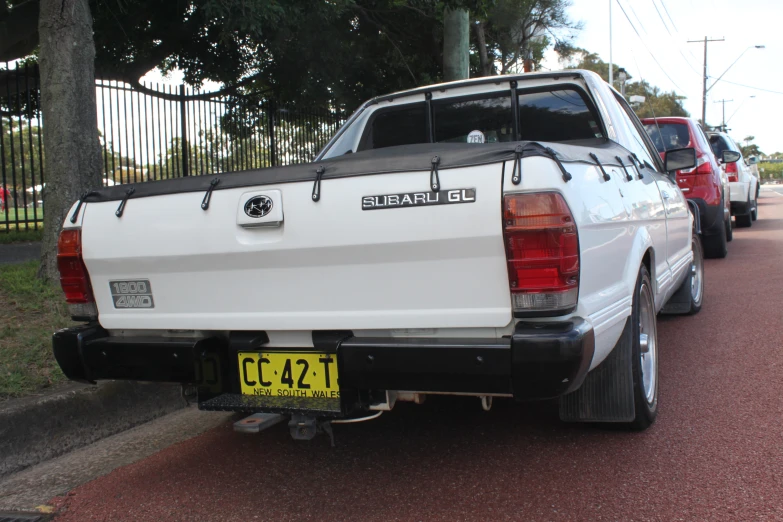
[371,69,602,105]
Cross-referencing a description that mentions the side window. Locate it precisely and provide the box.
[612,95,662,171]
[358,103,428,151]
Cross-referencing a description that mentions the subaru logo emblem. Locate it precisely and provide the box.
[244,196,273,218]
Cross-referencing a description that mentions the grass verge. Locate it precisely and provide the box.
[0,229,44,244]
[0,261,73,398]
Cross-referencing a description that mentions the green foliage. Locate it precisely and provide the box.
[758,162,783,179]
[0,229,43,243]
[474,0,579,75]
[737,136,763,158]
[0,261,71,397]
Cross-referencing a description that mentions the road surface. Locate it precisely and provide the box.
[39,191,783,521]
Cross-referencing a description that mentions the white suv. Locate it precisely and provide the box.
[709,132,759,227]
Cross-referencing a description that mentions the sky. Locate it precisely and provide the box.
[541,0,781,154]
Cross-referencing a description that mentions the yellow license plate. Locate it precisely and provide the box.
[238,352,340,399]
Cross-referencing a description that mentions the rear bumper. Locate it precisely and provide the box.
[52,319,595,412]
[729,181,750,204]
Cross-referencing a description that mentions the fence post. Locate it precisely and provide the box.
[268,101,277,167]
[179,84,189,176]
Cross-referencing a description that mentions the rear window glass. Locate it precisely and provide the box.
[644,123,691,153]
[360,103,427,150]
[709,134,736,157]
[433,95,514,143]
[357,86,603,151]
[518,89,603,141]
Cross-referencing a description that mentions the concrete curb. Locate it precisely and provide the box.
[0,381,185,478]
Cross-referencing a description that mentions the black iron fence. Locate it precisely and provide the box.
[1,63,344,232]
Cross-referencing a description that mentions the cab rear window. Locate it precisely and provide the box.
[357,86,602,151]
[518,89,604,141]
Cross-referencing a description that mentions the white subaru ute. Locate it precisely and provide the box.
[53,70,704,438]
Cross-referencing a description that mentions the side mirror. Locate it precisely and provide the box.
[721,150,741,164]
[664,147,696,172]
[748,156,759,165]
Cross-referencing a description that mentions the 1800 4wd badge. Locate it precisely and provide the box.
[110,280,154,309]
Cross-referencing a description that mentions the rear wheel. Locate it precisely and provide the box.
[627,265,658,431]
[725,214,733,242]
[736,196,753,228]
[751,193,758,221]
[702,217,728,259]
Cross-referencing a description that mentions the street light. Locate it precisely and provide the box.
[707,45,765,93]
[617,67,628,96]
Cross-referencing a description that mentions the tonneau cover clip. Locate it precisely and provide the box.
[589,153,611,182]
[115,187,135,218]
[430,156,441,192]
[312,165,325,202]
[201,178,220,210]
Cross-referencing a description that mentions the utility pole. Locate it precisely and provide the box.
[715,99,733,132]
[688,37,724,128]
[608,0,613,87]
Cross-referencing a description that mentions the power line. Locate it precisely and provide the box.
[659,0,679,32]
[713,78,783,95]
[627,2,648,35]
[649,0,672,36]
[614,0,685,93]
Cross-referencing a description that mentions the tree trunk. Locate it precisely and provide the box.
[37,0,102,283]
[474,21,491,77]
[443,7,469,81]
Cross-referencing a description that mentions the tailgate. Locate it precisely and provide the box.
[81,164,512,330]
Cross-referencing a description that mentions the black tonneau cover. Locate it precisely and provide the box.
[82,139,636,203]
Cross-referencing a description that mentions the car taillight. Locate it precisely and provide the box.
[725,161,738,182]
[57,228,94,305]
[679,154,712,176]
[503,192,579,315]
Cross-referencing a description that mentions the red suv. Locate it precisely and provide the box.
[643,117,731,258]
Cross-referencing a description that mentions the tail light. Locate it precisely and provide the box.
[725,161,738,183]
[503,192,579,315]
[679,154,712,176]
[57,228,97,319]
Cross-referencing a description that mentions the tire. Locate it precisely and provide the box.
[736,196,753,228]
[702,217,728,259]
[725,214,733,242]
[684,232,704,315]
[627,264,659,431]
[751,194,758,221]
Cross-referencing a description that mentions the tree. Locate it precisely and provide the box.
[474,0,580,76]
[559,46,688,119]
[37,0,102,283]
[444,7,470,81]
[737,136,763,158]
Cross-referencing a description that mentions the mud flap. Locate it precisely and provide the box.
[558,317,635,422]
[660,273,692,315]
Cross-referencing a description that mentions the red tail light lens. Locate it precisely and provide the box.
[725,161,738,182]
[679,155,712,176]
[57,229,94,304]
[503,192,579,314]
